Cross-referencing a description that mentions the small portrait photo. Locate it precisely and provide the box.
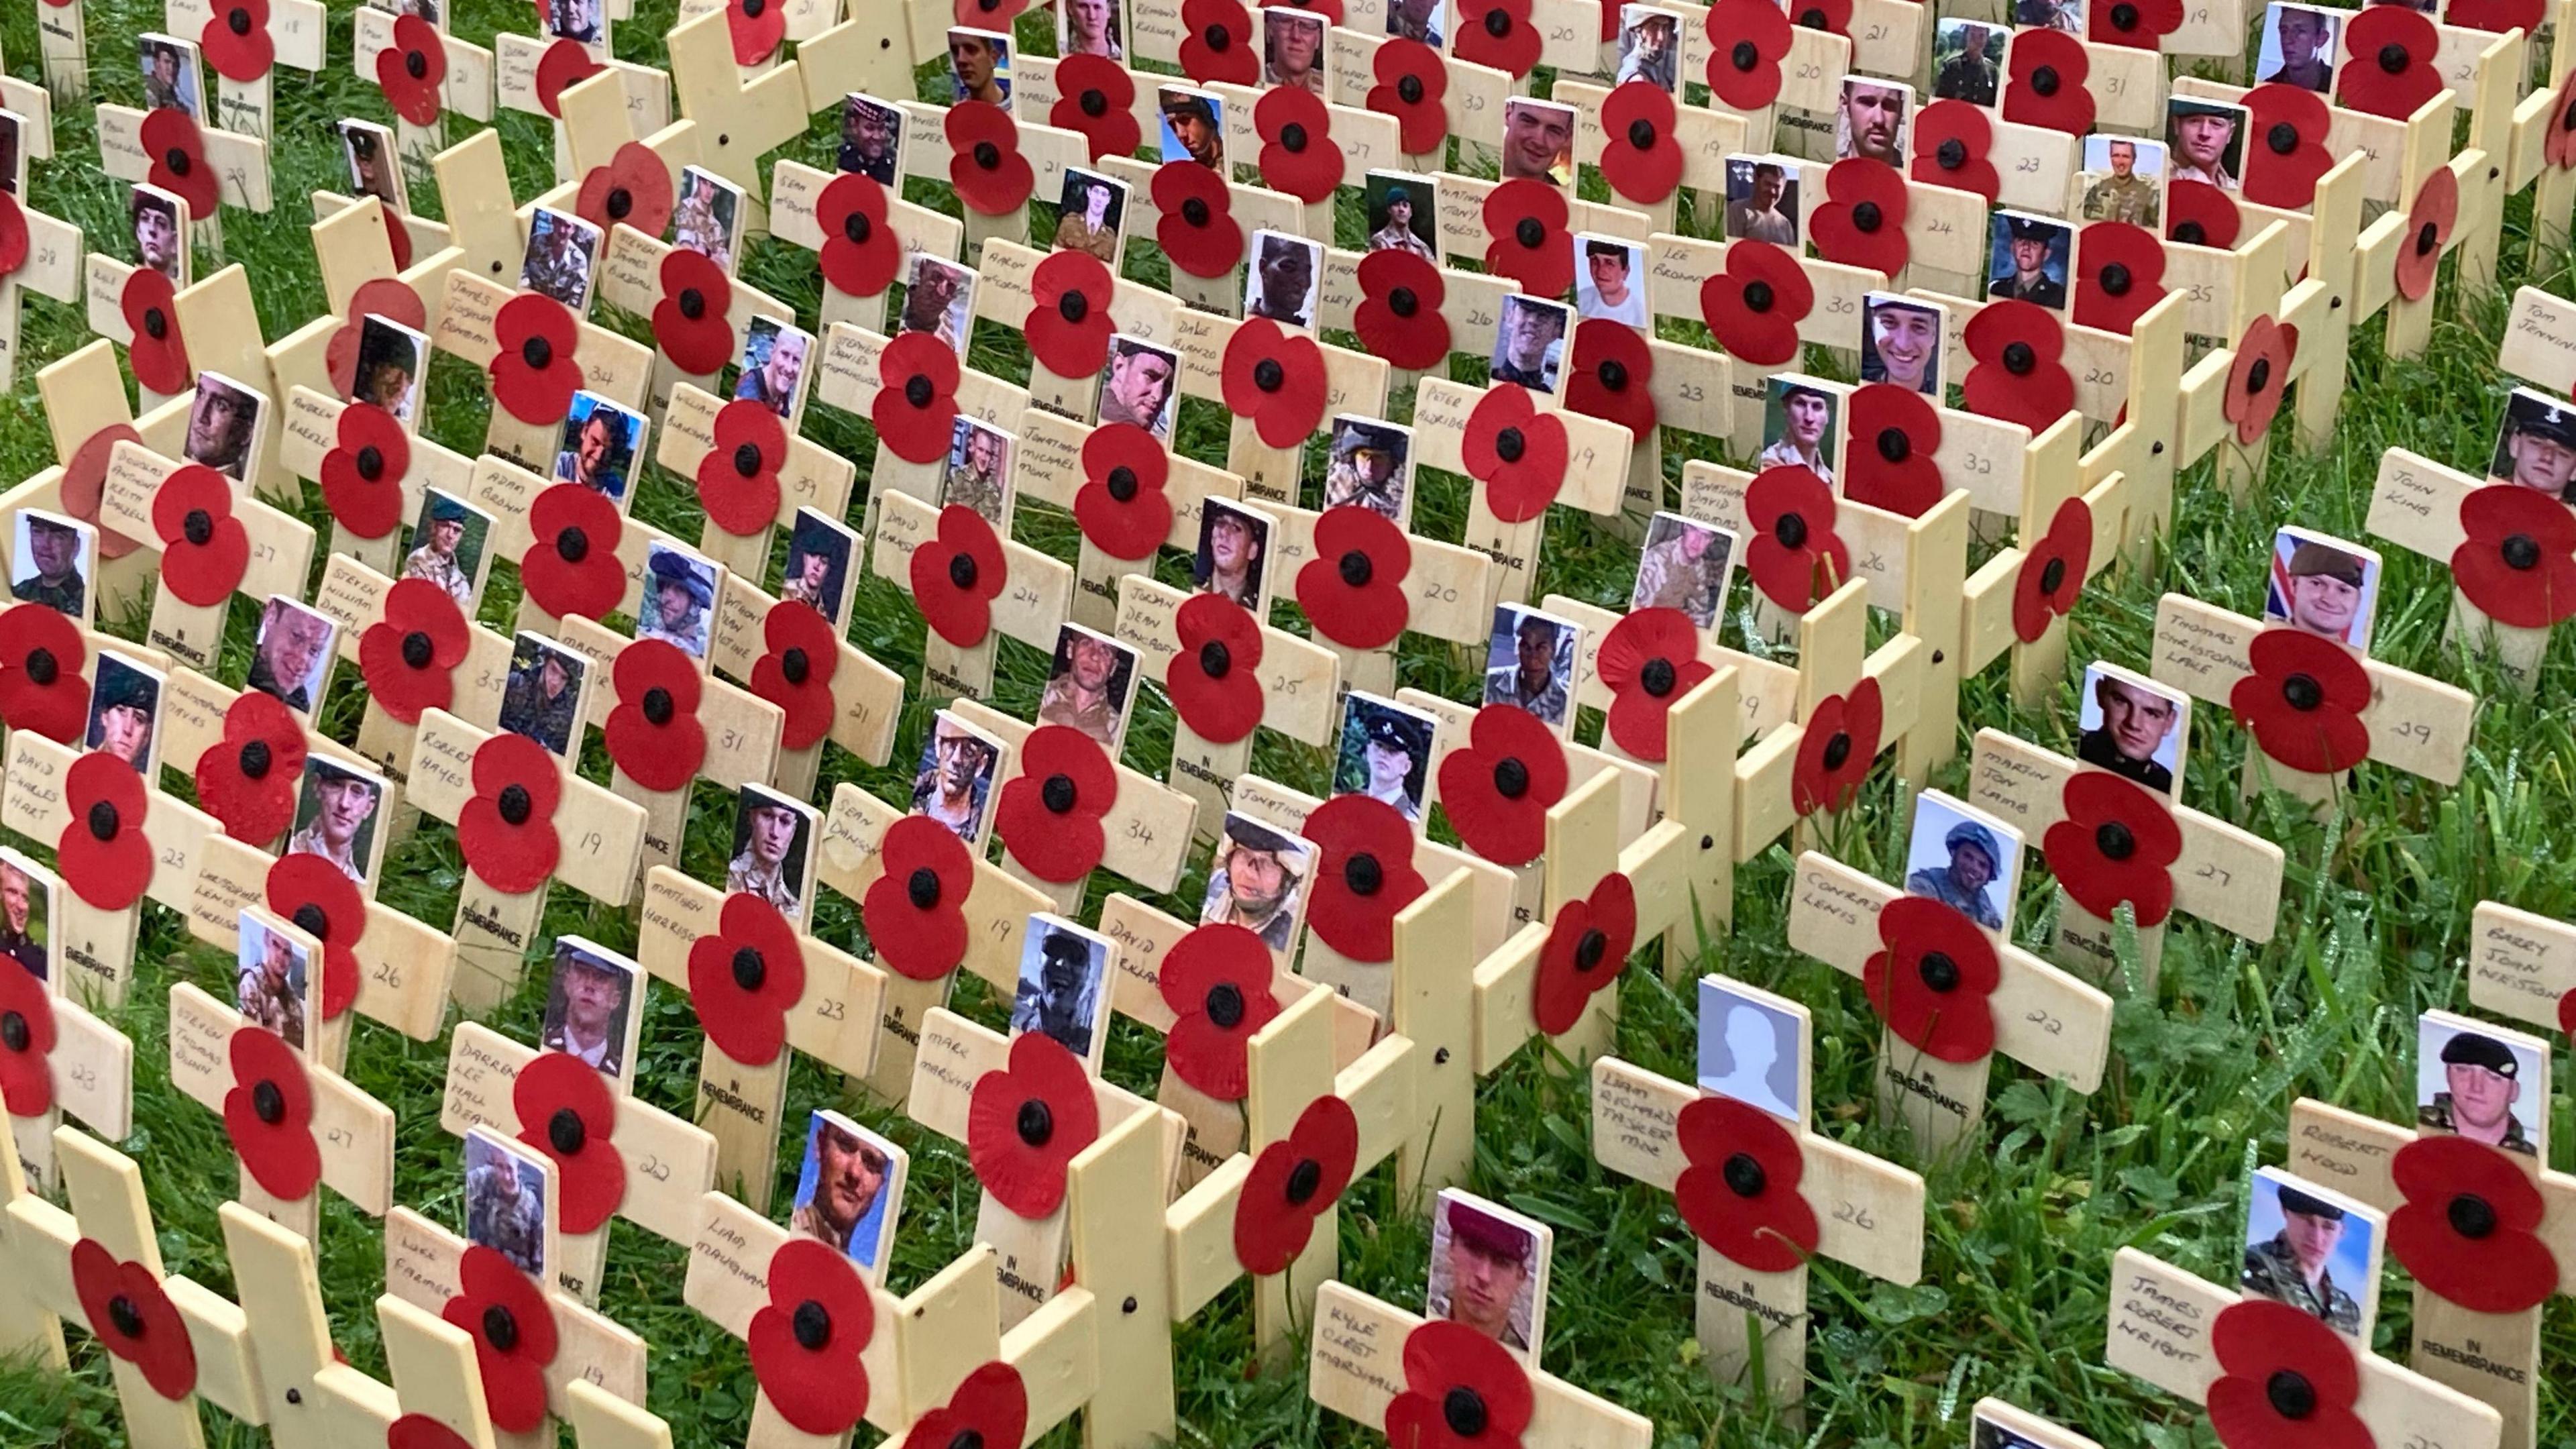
[338,119,408,215]
[554,392,645,504]
[541,936,640,1080]
[1193,498,1275,611]
[1334,691,1438,824]
[1758,377,1840,488]
[1575,233,1649,327]
[288,755,386,885]
[11,510,95,624]
[464,1126,554,1278]
[780,508,859,627]
[1322,415,1415,524]
[1987,211,2074,312]
[131,183,188,284]
[1201,812,1316,953]
[2416,1010,2548,1158]
[248,596,338,718]
[1630,511,1737,628]
[2167,97,2249,191]
[0,109,24,197]
[1973,1409,2083,1449]
[0,850,54,984]
[184,370,266,482]
[672,166,746,272]
[1158,86,1226,172]
[910,709,1008,845]
[1930,19,2004,106]
[2262,527,2381,652]
[234,910,312,1053]
[1901,790,2023,933]
[1862,292,1945,395]
[2257,3,2341,92]
[1500,97,1577,187]
[2076,663,2190,797]
[1389,0,1445,44]
[1008,914,1116,1065]
[734,315,816,421]
[1489,294,1572,394]
[2485,386,2576,504]
[941,415,1017,527]
[730,784,819,922]
[2078,134,2167,229]
[540,0,605,48]
[351,313,429,425]
[1427,1189,1551,1362]
[1483,602,1580,732]
[498,631,589,759]
[139,34,205,119]
[1614,5,1684,91]
[1265,5,1330,93]
[1245,229,1324,331]
[519,207,604,313]
[838,93,904,184]
[1037,623,1139,753]
[369,0,445,26]
[898,253,977,357]
[1098,335,1181,439]
[2241,1167,2383,1342]
[400,490,492,612]
[85,653,164,777]
[1059,0,1126,57]
[2014,0,2086,32]
[1054,166,1130,266]
[788,1110,908,1283]
[1723,156,1800,246]
[639,541,721,661]
[1364,172,1440,260]
[1695,975,1806,1122]
[1835,78,1911,166]
[947,27,1012,109]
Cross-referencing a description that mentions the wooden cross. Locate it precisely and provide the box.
[272,378,482,582]
[268,195,466,407]
[428,265,657,476]
[0,340,155,617]
[1110,571,1340,833]
[297,552,515,793]
[808,320,1027,531]
[1631,226,1868,456]
[953,694,1197,914]
[557,621,785,880]
[0,172,80,390]
[969,235,1185,429]
[665,7,809,193]
[91,436,314,678]
[93,93,274,233]
[0,853,135,1193]
[429,129,541,288]
[31,0,89,105]
[766,143,966,331]
[1947,424,2127,722]
[1307,1279,1652,1449]
[166,262,303,504]
[866,484,1075,703]
[2366,450,2569,698]
[2462,899,2576,1046]
[704,576,905,798]
[655,367,857,580]
[165,0,329,141]
[1407,361,1634,612]
[351,2,497,163]
[1220,486,1499,698]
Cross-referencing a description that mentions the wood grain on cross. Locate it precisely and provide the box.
[93,437,314,676]
[810,321,1030,524]
[1307,1280,1653,1449]
[933,694,1197,915]
[269,195,467,399]
[1722,578,1924,867]
[1951,419,2124,718]
[164,979,398,1236]
[969,236,1183,431]
[168,262,308,503]
[2463,900,2576,1044]
[1,855,135,1192]
[665,7,807,193]
[1108,572,1338,833]
[2367,445,2571,694]
[0,175,80,390]
[0,341,154,613]
[429,266,657,473]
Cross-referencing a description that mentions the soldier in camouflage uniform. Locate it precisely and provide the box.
[467,1155,546,1275]
[401,494,476,609]
[500,643,582,757]
[2241,1183,2361,1335]
[2418,1030,2536,1156]
[12,515,87,618]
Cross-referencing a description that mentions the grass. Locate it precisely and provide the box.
[0,1,2572,1446]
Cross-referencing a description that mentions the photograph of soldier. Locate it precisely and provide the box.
[1036,624,1138,753]
[780,508,857,626]
[1489,294,1570,393]
[1630,512,1735,628]
[1902,792,2021,932]
[246,596,337,718]
[1695,975,1805,1122]
[139,34,205,119]
[1862,293,1944,394]
[1321,417,1413,523]
[553,392,644,504]
[235,911,310,1053]
[1053,168,1128,265]
[898,254,977,355]
[0,112,19,197]
[1931,19,2002,105]
[183,370,264,481]
[2261,528,2379,651]
[788,1110,906,1281]
[2015,0,2084,31]
[1264,6,1328,94]
[288,757,385,885]
[1199,812,1315,953]
[1193,499,1275,610]
[2256,2,2340,92]
[2075,663,2188,796]
[728,785,817,922]
[540,938,639,1081]
[1986,212,2072,311]
[1097,335,1181,438]
[2485,386,2576,503]
[940,416,1016,526]
[1157,87,1224,171]
[2416,1012,2546,1157]
[1364,173,1438,259]
[671,166,743,271]
[733,316,814,421]
[131,184,186,282]
[909,710,1005,845]
[400,491,489,611]
[1059,0,1126,57]
[2078,136,2166,227]
[2241,1169,2379,1341]
[2166,97,2246,190]
[1723,157,1799,245]
[518,207,604,313]
[1426,1189,1551,1362]
[1388,0,1444,44]
[1835,78,1911,165]
[498,632,588,759]
[1246,230,1324,331]
[1500,97,1577,186]
[1574,234,1648,326]
[837,95,903,184]
[541,0,604,47]
[11,511,93,623]
[947,27,1012,108]
[1483,603,1579,731]
[84,655,162,775]
[0,853,52,982]
[1332,692,1437,823]
[1615,5,1681,89]
[1757,378,1839,488]
[338,119,409,214]
[464,1128,551,1277]
[351,314,428,425]
[639,543,720,660]
[1007,916,1114,1064]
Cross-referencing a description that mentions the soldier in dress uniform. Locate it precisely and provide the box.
[2241,1185,2362,1334]
[2419,1030,2535,1156]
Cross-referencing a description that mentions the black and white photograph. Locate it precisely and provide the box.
[1321,416,1414,524]
[131,182,186,282]
[1630,511,1736,628]
[519,206,604,313]
[2075,663,2189,796]
[2241,1167,2382,1342]
[2485,386,2576,504]
[2416,1010,2548,1159]
[1008,913,1116,1066]
[909,710,1007,845]
[1695,975,1807,1122]
[1834,78,1911,166]
[780,507,859,627]
[1483,602,1580,733]
[540,0,606,50]
[184,370,266,482]
[1245,229,1324,331]
[729,784,819,923]
[672,166,746,272]
[2255,2,2341,92]
[498,631,589,759]
[235,909,311,1053]
[553,391,645,504]
[1059,0,1126,57]
[11,510,95,624]
[1427,1189,1552,1363]
[1574,233,1649,327]
[1723,156,1799,246]
[1930,19,2004,106]
[898,253,977,356]
[1364,172,1438,259]
[733,315,815,421]
[940,415,1016,527]
[1054,167,1130,266]
[2077,135,2167,229]
[350,313,429,425]
[85,653,163,777]
[464,1126,555,1278]
[139,34,205,119]
[247,595,337,718]
[837,93,904,184]
[947,27,1013,108]
[1500,96,1576,187]
[2167,97,2248,191]
[1036,623,1138,753]
[0,849,56,984]
[1332,691,1437,824]
[1097,334,1181,439]
[788,1110,908,1283]
[541,936,641,1082]
[2262,526,2380,652]
[1614,5,1683,90]
[338,118,409,215]
[368,0,445,27]
[1199,811,1316,955]
[288,755,386,886]
[1986,211,2074,312]
[1193,498,1275,611]
[1489,294,1571,394]
[1158,86,1225,171]
[1757,376,1840,488]
[399,490,491,612]
[1901,791,2022,932]
[1861,293,1944,394]
[1263,5,1329,94]
[639,541,720,661]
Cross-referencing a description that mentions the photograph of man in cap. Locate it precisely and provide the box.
[2417,1016,2540,1157]
[788,1111,904,1278]
[11,512,90,620]
[910,710,1003,844]
[1037,624,1137,751]
[1053,169,1127,265]
[235,914,309,1053]
[1428,1189,1549,1358]
[1334,694,1435,822]
[140,35,203,117]
[499,633,586,758]
[2263,529,2375,649]
[641,544,718,659]
[1615,6,1680,90]
[2485,386,2576,503]
[184,372,262,481]
[838,95,903,184]
[247,598,337,716]
[1366,178,1437,259]
[1158,87,1224,170]
[554,394,641,502]
[2241,1172,2369,1337]
[541,940,637,1079]
[0,855,49,982]
[2167,97,2245,190]
[85,657,160,774]
[1322,419,1411,522]
[1201,812,1313,953]
[1986,213,2070,310]
[1489,295,1569,392]
[780,509,855,625]
[1932,20,2000,105]
[288,757,383,883]
[401,491,482,610]
[1903,796,2017,930]
[2075,665,2186,796]
[1630,512,1734,627]
[131,184,186,282]
[1723,158,1799,246]
[728,786,814,921]
[1008,917,1112,1061]
[1484,604,1575,729]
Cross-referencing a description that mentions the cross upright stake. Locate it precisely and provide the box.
[163,978,398,1237]
[0,854,135,1193]
[1307,1279,1652,1449]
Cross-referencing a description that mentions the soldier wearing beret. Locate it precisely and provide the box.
[1907,819,2006,928]
[13,516,86,619]
[86,664,158,771]
[640,549,714,659]
[2275,541,2367,645]
[2241,1184,2361,1334]
[402,494,476,610]
[1988,217,2067,309]
[2492,398,2576,503]
[2420,1031,2534,1156]
[1437,1199,1534,1350]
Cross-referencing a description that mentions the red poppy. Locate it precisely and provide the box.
[1784,0,1851,31]
[1026,250,1117,380]
[56,424,146,560]
[266,852,364,1020]
[727,0,785,63]
[2453,485,2576,628]
[2393,165,2456,303]
[575,141,674,244]
[1743,466,1849,611]
[1159,922,1279,1101]
[0,193,25,282]
[1256,86,1342,203]
[1564,320,1656,442]
[817,172,901,299]
[2387,1134,2558,1313]
[1152,160,1244,279]
[1481,180,1572,300]
[519,484,625,622]
[2546,68,2576,170]
[1368,41,1451,154]
[2069,221,2165,335]
[995,726,1116,883]
[1598,608,1712,762]
[872,331,961,463]
[1701,240,1811,367]
[747,1239,873,1434]
[120,268,192,396]
[955,0,1029,21]
[1354,250,1451,372]
[2339,3,2443,119]
[442,1246,559,1434]
[1383,1320,1533,1449]
[1234,1095,1358,1275]
[1963,300,2074,433]
[319,402,409,540]
[327,277,428,400]
[1222,317,1329,449]
[513,1049,625,1234]
[2043,769,2182,928]
[687,891,805,1070]
[1843,385,1943,518]
[2224,313,2294,445]
[0,961,56,1116]
[2228,628,2371,775]
[2243,83,2334,211]
[203,0,273,81]
[947,102,1035,216]
[1704,0,1792,109]
[1303,795,1427,963]
[1790,677,1882,816]
[0,605,90,743]
[224,1025,321,1200]
[1532,871,1636,1035]
[142,107,217,220]
[391,1414,474,1449]
[749,602,842,751]
[1073,423,1171,561]
[380,207,417,271]
[1462,384,1570,524]
[910,504,1007,648]
[2012,496,2092,643]
[2001,30,2096,135]
[377,15,446,126]
[1297,506,1412,651]
[458,731,562,895]
[2448,0,2544,32]
[2089,0,2181,47]
[1436,705,1566,868]
[1180,0,1261,85]
[1862,896,2002,1063]
[697,399,785,535]
[900,1362,1028,1449]
[195,691,307,844]
[1910,101,2001,203]
[863,815,975,983]
[535,38,604,119]
[1455,0,1542,75]
[1051,54,1140,161]
[1169,595,1265,745]
[70,1240,197,1400]
[1810,160,1909,276]
[154,463,250,607]
[1600,82,1682,205]
[490,292,584,426]
[1672,1094,1819,1271]
[602,638,707,791]
[967,1031,1100,1218]
[2205,1300,2370,1449]
[651,246,735,377]
[60,754,152,910]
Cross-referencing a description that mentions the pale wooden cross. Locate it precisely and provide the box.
[31,0,90,106]
[664,7,808,195]
[949,693,1199,915]
[1407,358,1635,614]
[968,236,1183,431]
[1110,571,1340,835]
[2461,899,2576,1046]
[0,853,135,1193]
[166,261,306,504]
[865,484,1075,704]
[1306,1279,1653,1449]
[0,168,80,391]
[654,364,858,580]
[704,576,906,798]
[552,621,785,881]
[93,89,275,241]
[809,318,1030,533]
[1628,225,1865,458]
[2366,445,2575,700]
[299,552,516,792]
[267,195,466,406]
[351,1,498,163]
[91,436,314,679]
[429,129,543,288]
[0,341,156,619]
[1947,422,2127,726]
[272,374,482,586]
[427,265,657,476]
[766,140,966,331]
[164,0,329,141]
